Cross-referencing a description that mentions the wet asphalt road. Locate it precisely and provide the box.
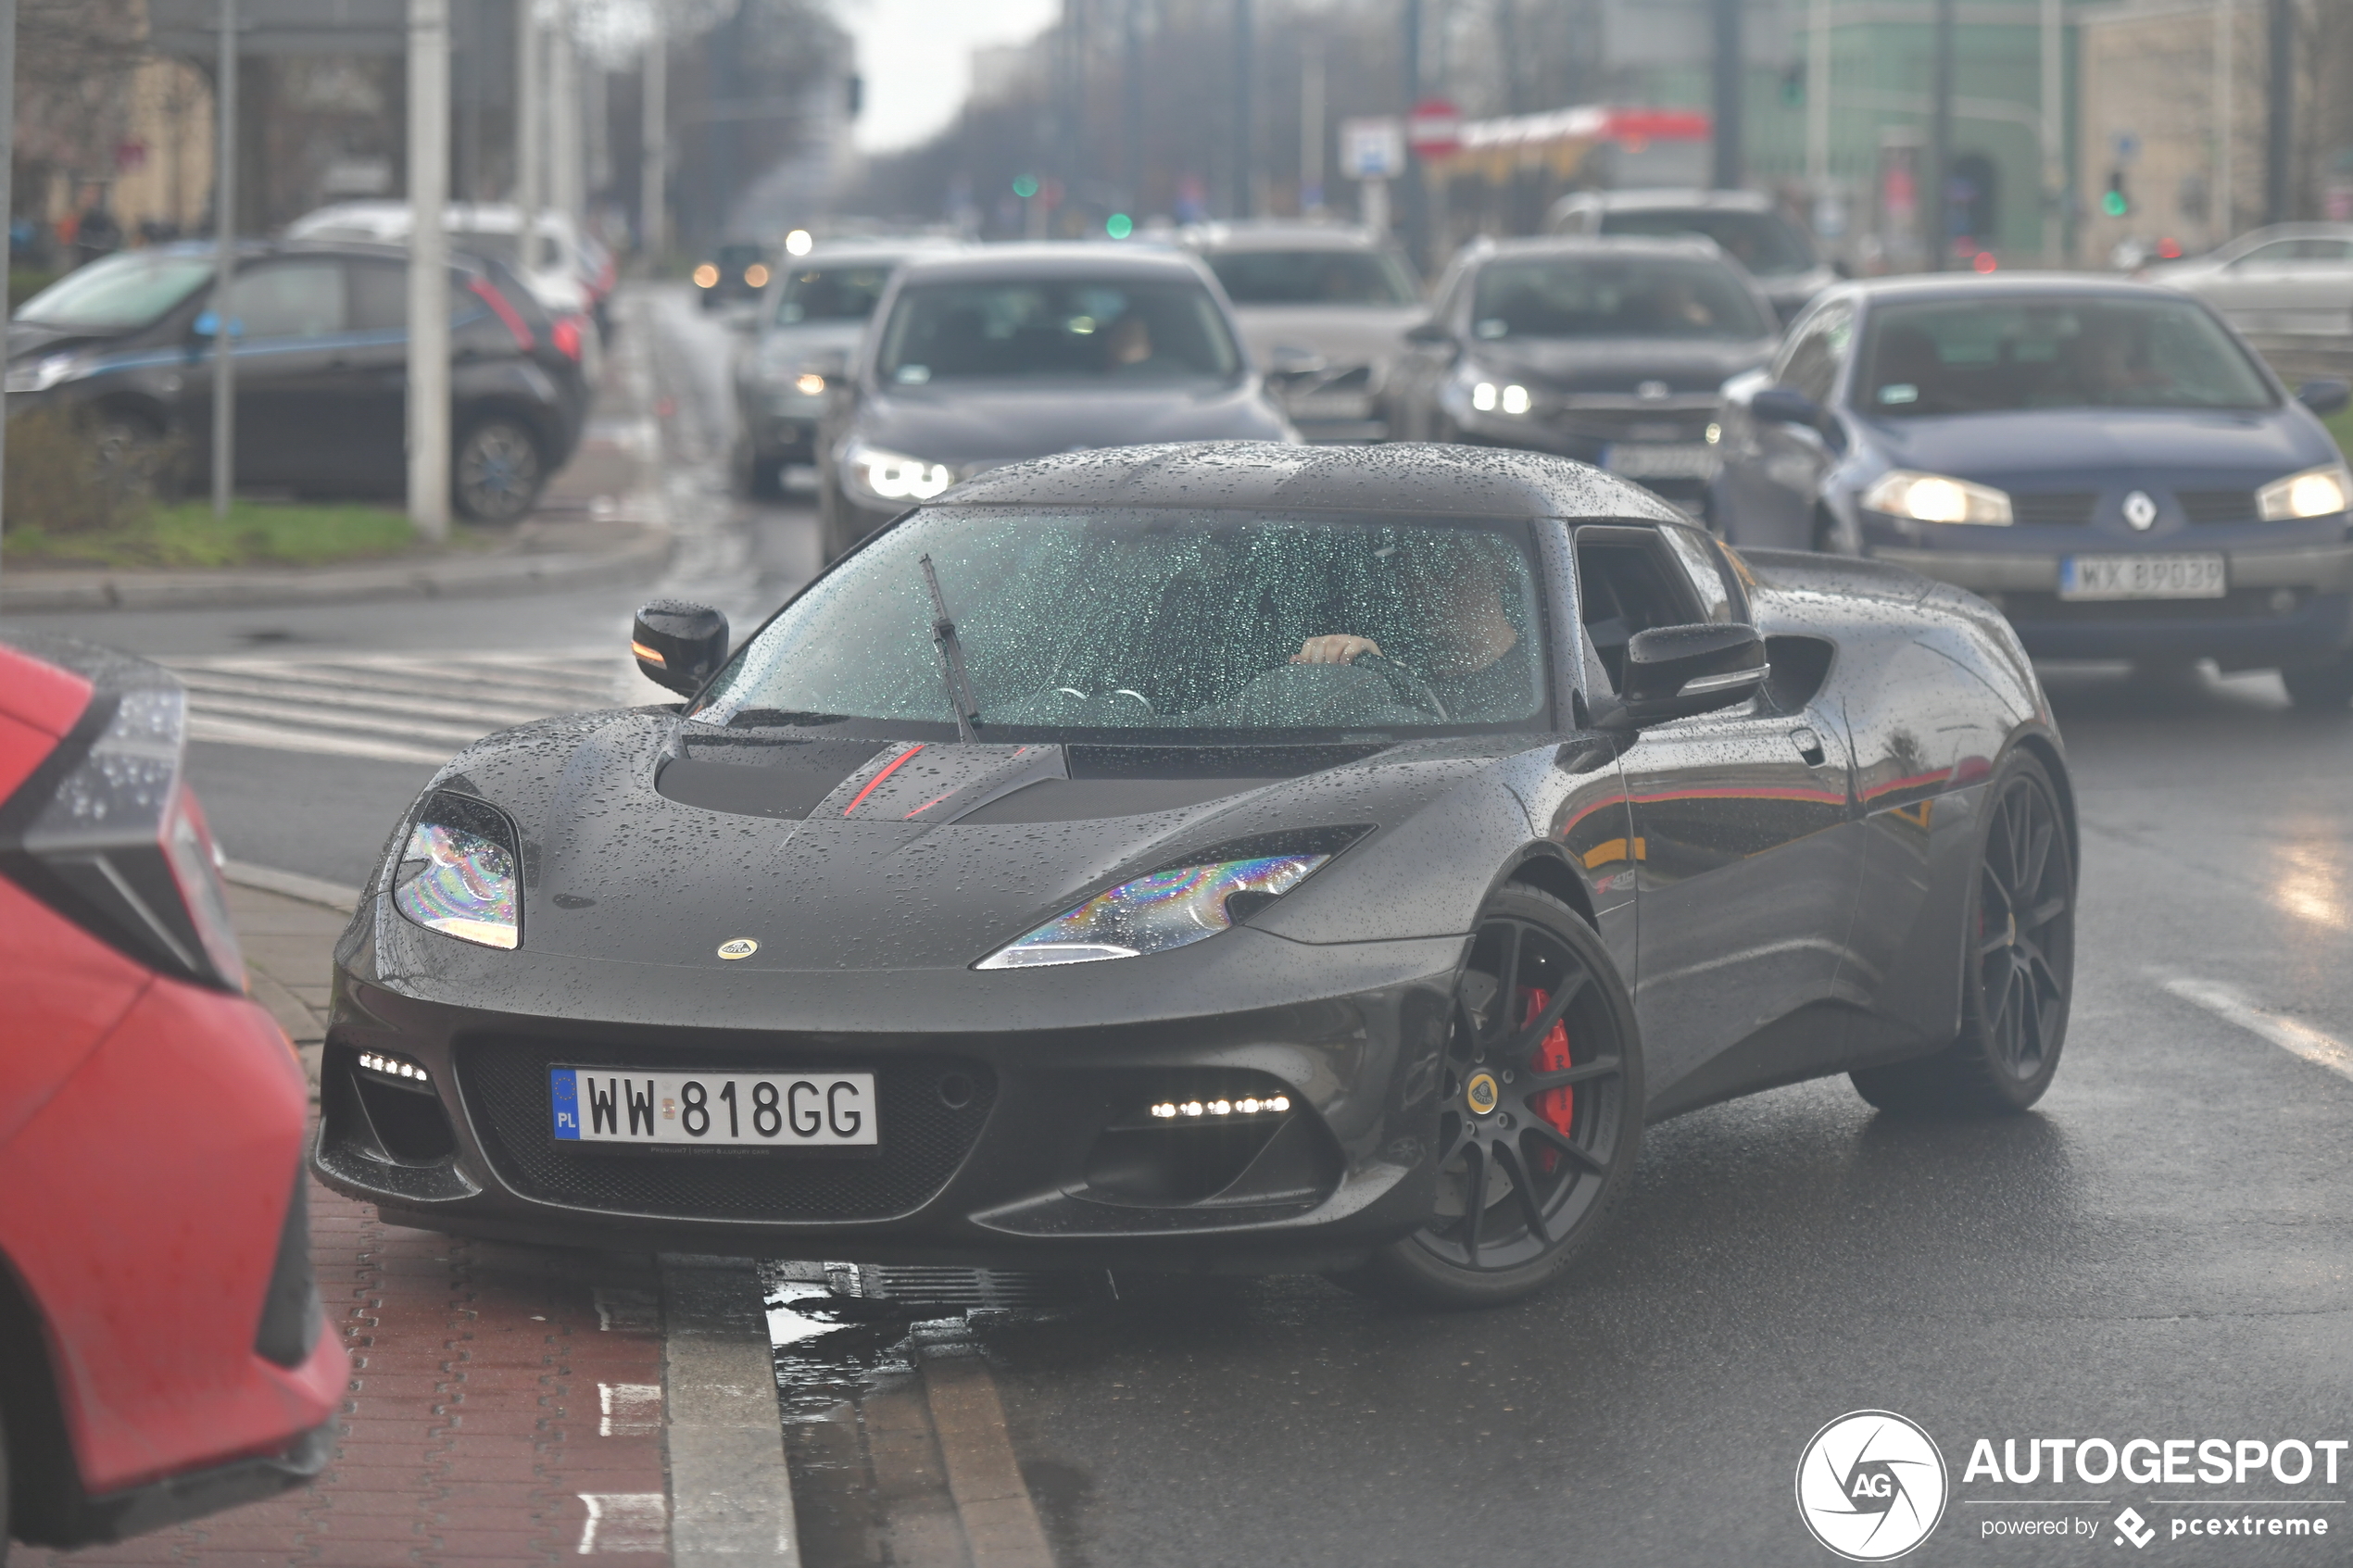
[8,290,2350,1565]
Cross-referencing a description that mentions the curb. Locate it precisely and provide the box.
[1,517,673,613]
[222,859,364,915]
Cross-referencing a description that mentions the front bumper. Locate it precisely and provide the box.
[314,916,1466,1271]
[1869,540,2353,663]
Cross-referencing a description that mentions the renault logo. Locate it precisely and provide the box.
[1637,379,1671,402]
[716,937,759,960]
[2122,490,2158,531]
[1465,1072,1501,1115]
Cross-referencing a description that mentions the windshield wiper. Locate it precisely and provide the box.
[918,553,982,744]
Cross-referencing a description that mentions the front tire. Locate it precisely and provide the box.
[1851,749,2076,1117]
[453,417,546,524]
[2281,653,2353,711]
[1335,885,1643,1309]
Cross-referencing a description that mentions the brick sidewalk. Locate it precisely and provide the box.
[19,886,674,1567]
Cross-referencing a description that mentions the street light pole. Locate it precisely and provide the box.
[2040,0,2063,262]
[641,15,666,263]
[409,0,452,541]
[548,0,581,225]
[1928,0,1954,270]
[2264,0,2291,224]
[1232,0,1252,218]
[516,0,541,225]
[211,0,239,520]
[1710,0,1741,189]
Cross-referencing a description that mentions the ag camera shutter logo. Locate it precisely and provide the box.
[1795,1410,1950,1561]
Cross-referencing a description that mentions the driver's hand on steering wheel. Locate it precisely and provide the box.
[1291,634,1381,665]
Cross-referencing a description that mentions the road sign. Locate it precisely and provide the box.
[1406,97,1462,159]
[1340,118,1405,181]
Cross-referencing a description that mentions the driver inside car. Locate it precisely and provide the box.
[1289,538,1537,719]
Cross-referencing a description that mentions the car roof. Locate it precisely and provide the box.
[891,244,1218,284]
[787,241,961,266]
[939,440,1688,521]
[1564,188,1777,215]
[1472,233,1732,263]
[1181,222,1393,254]
[1834,271,2196,307]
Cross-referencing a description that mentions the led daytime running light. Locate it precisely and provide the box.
[1150,1095,1290,1118]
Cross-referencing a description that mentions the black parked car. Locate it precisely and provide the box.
[1707,274,2353,709]
[315,442,2075,1309]
[1384,236,1780,509]
[5,240,587,521]
[813,245,1295,560]
[1546,188,1843,325]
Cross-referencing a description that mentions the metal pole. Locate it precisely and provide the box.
[0,0,16,594]
[1928,0,1954,269]
[1711,0,1742,189]
[1302,37,1324,215]
[211,0,238,520]
[1232,0,1252,217]
[2040,0,2062,262]
[515,0,541,223]
[642,19,666,261]
[2264,0,2290,223]
[1122,0,1143,213]
[1806,0,1831,207]
[2216,0,2234,244]
[409,0,452,540]
[1402,0,1422,270]
[548,0,581,224]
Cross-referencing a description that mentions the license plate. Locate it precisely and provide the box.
[2057,553,2227,600]
[550,1067,877,1148]
[1604,442,1718,479]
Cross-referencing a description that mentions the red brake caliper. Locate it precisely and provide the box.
[1519,987,1576,1172]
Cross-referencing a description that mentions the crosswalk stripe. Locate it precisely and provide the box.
[167,649,629,766]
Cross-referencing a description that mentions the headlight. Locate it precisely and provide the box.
[845,442,955,503]
[6,353,84,394]
[975,852,1330,970]
[2257,462,2352,521]
[392,794,521,949]
[1861,469,2014,526]
[1469,380,1533,416]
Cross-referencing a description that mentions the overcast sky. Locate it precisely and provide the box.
[841,0,1059,153]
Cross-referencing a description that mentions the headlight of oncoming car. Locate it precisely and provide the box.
[392,793,521,949]
[975,852,1332,969]
[845,442,955,504]
[1861,469,2015,526]
[2257,462,2352,521]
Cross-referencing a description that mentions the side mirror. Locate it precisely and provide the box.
[1267,344,1328,377]
[1403,316,1453,345]
[1750,385,1823,426]
[1831,257,1855,280]
[2297,377,2351,416]
[632,600,729,697]
[1616,622,1768,727]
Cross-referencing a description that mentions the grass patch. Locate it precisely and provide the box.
[5,498,420,570]
[2323,401,2353,462]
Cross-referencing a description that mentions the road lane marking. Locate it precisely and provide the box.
[577,1492,668,1554]
[2161,977,2353,1084]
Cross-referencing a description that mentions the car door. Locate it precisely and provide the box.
[187,258,353,492]
[1716,300,1853,551]
[1390,261,1470,439]
[1579,523,1865,1115]
[2200,239,2303,332]
[2269,238,2353,333]
[331,257,421,495]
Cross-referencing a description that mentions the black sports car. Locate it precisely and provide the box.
[316,443,2077,1307]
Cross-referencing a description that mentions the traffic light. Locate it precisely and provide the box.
[2103,169,2130,218]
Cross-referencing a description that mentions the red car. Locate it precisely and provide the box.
[1,634,343,1554]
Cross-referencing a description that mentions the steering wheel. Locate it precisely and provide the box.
[1351,651,1450,721]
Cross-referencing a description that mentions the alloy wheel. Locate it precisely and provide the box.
[1973,771,2070,1084]
[455,421,543,523]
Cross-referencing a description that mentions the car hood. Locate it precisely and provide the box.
[383,712,1534,978]
[1467,336,1774,396]
[1230,307,1420,371]
[850,381,1294,469]
[6,321,123,362]
[1862,407,2334,488]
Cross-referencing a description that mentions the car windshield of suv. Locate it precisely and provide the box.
[1204,250,1419,306]
[875,279,1241,383]
[1596,209,1817,275]
[16,251,214,332]
[1860,295,2276,416]
[691,508,1547,738]
[1471,256,1769,342]
[777,263,896,323]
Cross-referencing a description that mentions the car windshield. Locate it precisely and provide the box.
[875,278,1241,383]
[692,508,1549,740]
[1596,208,1817,275]
[16,250,214,331]
[1204,249,1419,306]
[1859,295,2277,416]
[778,263,896,323]
[1471,256,1769,341]
[716,244,764,269]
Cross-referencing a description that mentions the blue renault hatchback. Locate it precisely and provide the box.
[1709,274,2353,709]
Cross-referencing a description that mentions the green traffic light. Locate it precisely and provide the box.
[1106,213,1135,239]
[2102,190,2128,218]
[1013,175,1039,199]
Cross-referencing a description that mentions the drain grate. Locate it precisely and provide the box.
[821,1261,1112,1311]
